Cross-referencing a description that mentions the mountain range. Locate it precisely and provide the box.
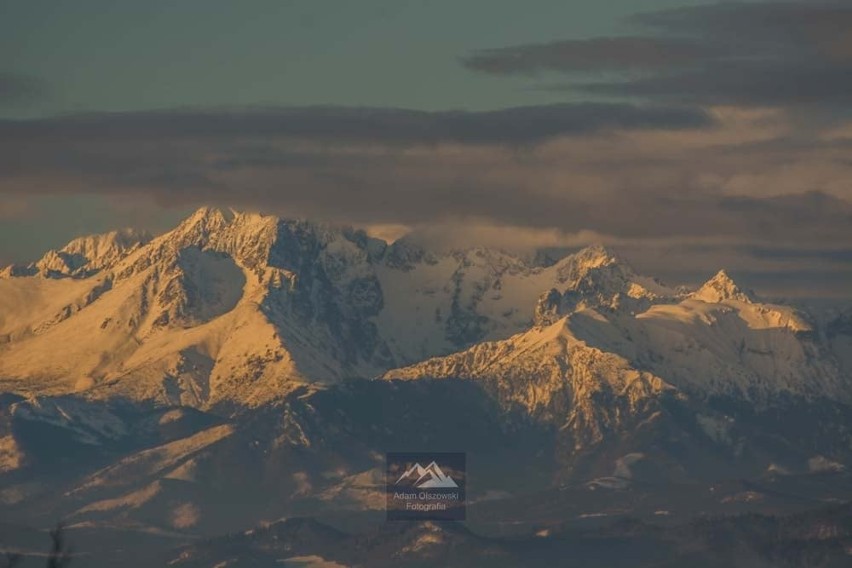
[1,207,851,566]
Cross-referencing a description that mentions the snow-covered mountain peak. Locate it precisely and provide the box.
[570,244,619,269]
[188,205,235,223]
[383,314,676,442]
[2,209,849,413]
[170,206,235,242]
[110,207,287,280]
[550,245,634,285]
[2,227,152,279]
[693,269,754,304]
[64,227,152,257]
[531,245,680,325]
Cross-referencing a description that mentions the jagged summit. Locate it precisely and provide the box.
[2,227,152,279]
[693,269,754,304]
[531,244,679,324]
[571,244,620,268]
[173,205,234,235]
[166,207,281,251]
[550,245,639,285]
[1,217,670,407]
[2,209,847,411]
[117,206,281,274]
[384,315,674,445]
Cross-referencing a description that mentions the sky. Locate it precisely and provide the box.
[2,0,852,299]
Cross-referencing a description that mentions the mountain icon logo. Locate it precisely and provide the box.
[394,460,459,488]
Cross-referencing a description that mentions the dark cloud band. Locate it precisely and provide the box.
[461,2,852,108]
[1,105,850,244]
[0,103,712,146]
[462,37,715,74]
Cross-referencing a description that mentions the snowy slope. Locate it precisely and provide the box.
[0,208,685,408]
[0,208,373,407]
[384,316,675,448]
[384,270,852,412]
[2,228,151,279]
[1,207,849,412]
[375,243,681,362]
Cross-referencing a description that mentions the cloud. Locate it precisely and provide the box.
[1,105,850,237]
[0,103,711,147]
[582,61,852,107]
[744,245,852,264]
[0,71,50,107]
[462,2,852,108]
[462,37,716,74]
[630,2,852,57]
[1,101,851,298]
